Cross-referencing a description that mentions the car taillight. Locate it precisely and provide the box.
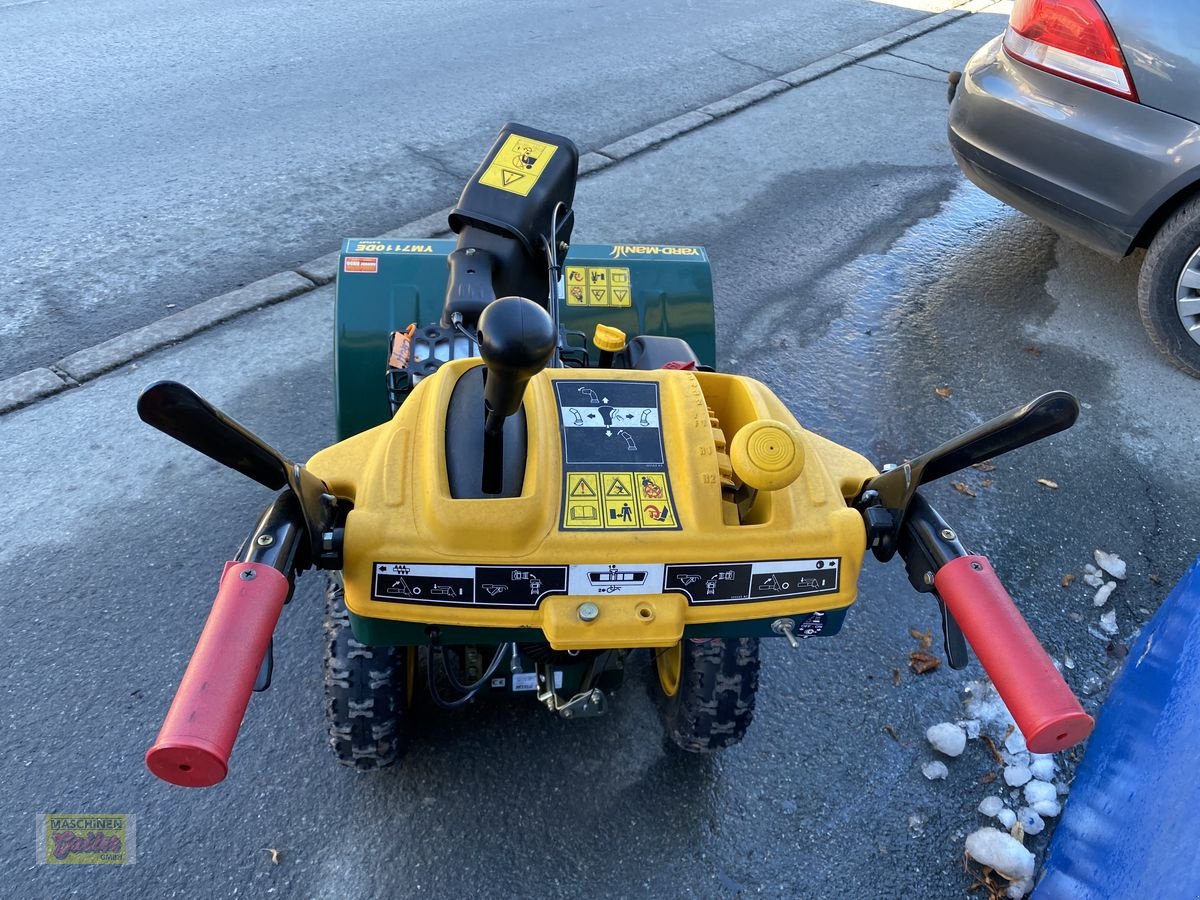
[1003,0,1138,101]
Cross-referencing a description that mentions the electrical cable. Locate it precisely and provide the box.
[426,634,511,710]
[543,201,568,368]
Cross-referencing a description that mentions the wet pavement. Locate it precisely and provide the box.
[4,6,1198,899]
[0,0,961,380]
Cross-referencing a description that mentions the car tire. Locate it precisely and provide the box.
[652,638,760,753]
[1138,197,1200,379]
[323,573,412,769]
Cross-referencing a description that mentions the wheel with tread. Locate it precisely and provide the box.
[1138,196,1200,379]
[323,574,411,769]
[652,637,760,753]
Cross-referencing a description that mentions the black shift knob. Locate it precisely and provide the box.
[477,296,556,424]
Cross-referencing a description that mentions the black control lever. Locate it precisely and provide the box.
[857,391,1079,561]
[137,381,342,567]
[476,297,556,494]
[896,492,970,669]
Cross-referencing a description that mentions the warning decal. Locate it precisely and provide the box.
[564,266,632,307]
[478,134,558,197]
[561,469,678,530]
[564,472,601,526]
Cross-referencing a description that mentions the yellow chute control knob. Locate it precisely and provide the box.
[729,420,805,491]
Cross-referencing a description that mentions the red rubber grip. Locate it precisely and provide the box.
[146,562,288,787]
[934,555,1093,753]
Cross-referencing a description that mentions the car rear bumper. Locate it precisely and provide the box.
[949,35,1200,257]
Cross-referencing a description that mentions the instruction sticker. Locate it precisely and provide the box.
[478,134,558,197]
[372,563,567,608]
[372,560,836,607]
[663,558,841,605]
[564,266,632,307]
[554,378,679,531]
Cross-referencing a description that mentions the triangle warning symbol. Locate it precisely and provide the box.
[502,169,524,186]
[571,478,596,497]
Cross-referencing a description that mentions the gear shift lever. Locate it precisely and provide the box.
[477,297,556,494]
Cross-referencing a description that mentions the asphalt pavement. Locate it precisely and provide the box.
[4,3,1199,899]
[3,0,956,380]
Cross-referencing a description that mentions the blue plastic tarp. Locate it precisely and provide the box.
[1035,555,1200,898]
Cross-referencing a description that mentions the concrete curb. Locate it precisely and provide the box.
[55,271,316,384]
[1,0,992,417]
[0,368,71,414]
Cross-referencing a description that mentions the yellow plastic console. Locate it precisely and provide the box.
[307,360,878,648]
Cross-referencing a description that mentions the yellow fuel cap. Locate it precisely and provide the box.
[592,323,627,353]
[729,419,805,491]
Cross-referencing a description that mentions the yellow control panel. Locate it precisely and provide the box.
[306,360,878,647]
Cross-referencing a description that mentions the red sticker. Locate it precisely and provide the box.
[343,256,378,274]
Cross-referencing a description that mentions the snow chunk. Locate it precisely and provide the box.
[1033,798,1062,818]
[927,722,967,757]
[1007,877,1034,899]
[1024,780,1057,805]
[964,680,1017,734]
[1004,765,1032,787]
[965,828,1035,881]
[922,760,949,780]
[978,796,1005,817]
[1004,730,1027,755]
[959,719,982,740]
[1093,581,1117,607]
[997,808,1017,829]
[1083,572,1105,588]
[1017,807,1045,835]
[1099,609,1119,635]
[1029,757,1056,782]
[1003,750,1031,768]
[1094,549,1127,580]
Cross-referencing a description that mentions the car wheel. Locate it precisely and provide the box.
[1138,197,1200,379]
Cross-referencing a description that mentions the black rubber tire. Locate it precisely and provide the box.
[1137,196,1200,379]
[653,638,760,753]
[322,574,409,769]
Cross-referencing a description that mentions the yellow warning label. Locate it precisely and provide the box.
[602,472,634,498]
[478,134,558,197]
[608,267,631,307]
[569,473,598,498]
[561,267,632,307]
[564,498,601,526]
[639,500,674,527]
[563,470,677,529]
[587,268,608,306]
[602,472,638,527]
[637,472,674,528]
[565,267,587,306]
[636,473,667,501]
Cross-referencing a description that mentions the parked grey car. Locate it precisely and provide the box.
[948,0,1200,378]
